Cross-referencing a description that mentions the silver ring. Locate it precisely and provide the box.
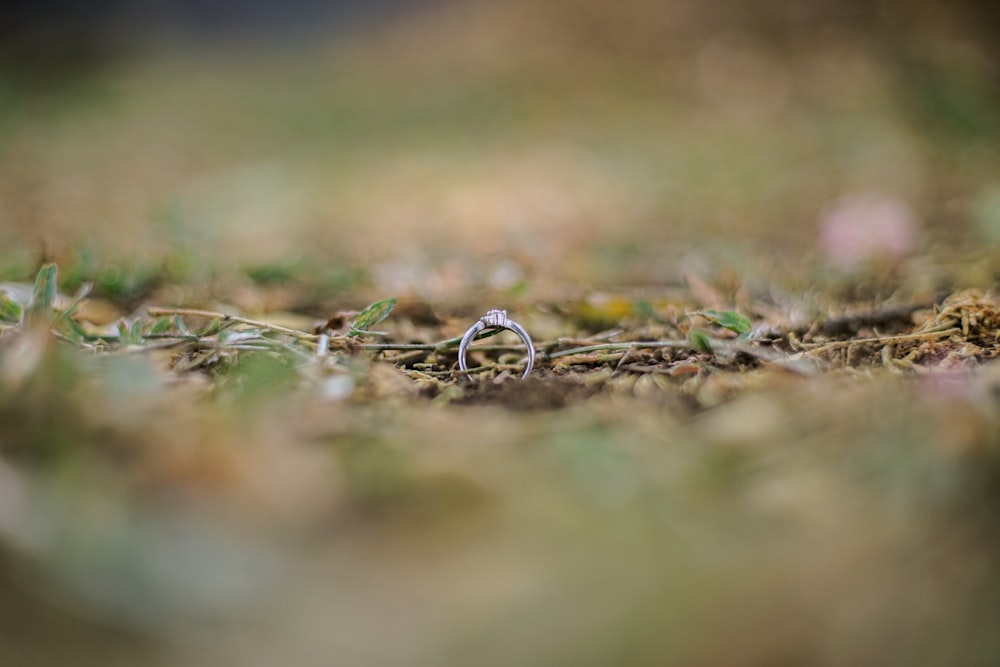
[458,309,535,379]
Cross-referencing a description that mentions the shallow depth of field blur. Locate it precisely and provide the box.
[2,2,1000,665]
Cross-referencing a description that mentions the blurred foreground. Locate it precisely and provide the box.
[2,1,1000,665]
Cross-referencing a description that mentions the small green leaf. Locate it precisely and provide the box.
[150,317,173,335]
[129,318,144,344]
[0,291,22,322]
[693,310,752,336]
[199,317,223,337]
[689,328,714,354]
[26,263,58,321]
[61,317,90,343]
[717,311,752,335]
[349,297,397,336]
[116,319,143,346]
[53,282,92,330]
[173,315,190,336]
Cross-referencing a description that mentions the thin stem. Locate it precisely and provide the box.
[406,364,524,378]
[148,307,321,342]
[546,340,691,360]
[798,327,960,353]
[358,341,524,353]
[355,340,459,352]
[355,328,508,352]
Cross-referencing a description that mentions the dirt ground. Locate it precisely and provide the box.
[2,2,1000,666]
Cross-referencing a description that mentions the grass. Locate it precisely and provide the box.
[1,261,998,667]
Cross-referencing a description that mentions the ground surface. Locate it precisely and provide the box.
[2,3,1000,665]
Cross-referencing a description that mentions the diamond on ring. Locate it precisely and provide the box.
[481,309,510,328]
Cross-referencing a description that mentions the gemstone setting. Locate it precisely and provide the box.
[481,309,509,328]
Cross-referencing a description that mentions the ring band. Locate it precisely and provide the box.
[458,309,535,379]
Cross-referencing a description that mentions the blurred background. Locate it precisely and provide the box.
[2,0,1000,307]
[2,2,1000,666]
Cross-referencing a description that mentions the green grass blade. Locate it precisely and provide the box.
[26,263,58,322]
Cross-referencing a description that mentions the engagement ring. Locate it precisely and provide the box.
[458,309,535,379]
